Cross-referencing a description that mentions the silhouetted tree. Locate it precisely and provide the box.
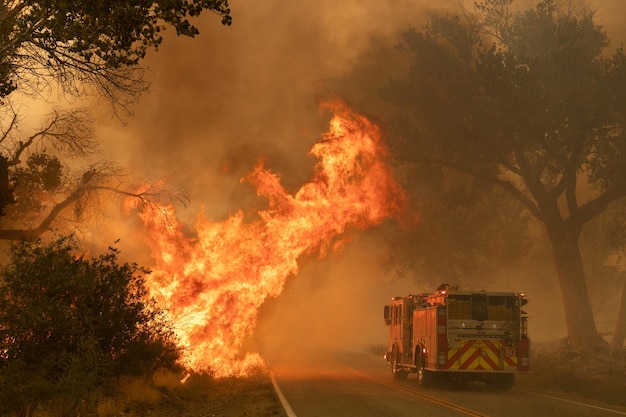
[0,0,231,109]
[590,200,626,348]
[382,0,626,349]
[0,105,187,241]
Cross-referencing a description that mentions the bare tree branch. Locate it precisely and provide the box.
[0,174,188,242]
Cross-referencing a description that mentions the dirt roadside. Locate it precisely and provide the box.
[142,372,287,417]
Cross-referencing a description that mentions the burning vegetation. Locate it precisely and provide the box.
[124,100,406,377]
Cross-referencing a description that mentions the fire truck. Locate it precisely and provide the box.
[383,285,529,389]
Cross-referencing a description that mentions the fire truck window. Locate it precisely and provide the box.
[448,295,471,320]
[487,296,513,321]
[471,294,488,321]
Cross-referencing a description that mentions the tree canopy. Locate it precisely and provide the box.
[380,0,626,348]
[0,0,211,242]
[0,0,231,104]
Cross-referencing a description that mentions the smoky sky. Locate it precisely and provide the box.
[98,0,449,221]
[92,0,626,349]
[100,0,626,220]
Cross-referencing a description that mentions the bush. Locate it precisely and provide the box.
[0,236,181,416]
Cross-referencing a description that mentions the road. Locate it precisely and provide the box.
[269,350,626,417]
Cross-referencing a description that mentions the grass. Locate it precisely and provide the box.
[520,343,626,409]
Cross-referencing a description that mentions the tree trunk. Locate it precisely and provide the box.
[611,279,626,348]
[550,227,600,349]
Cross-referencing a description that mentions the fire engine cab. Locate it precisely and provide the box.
[383,285,529,389]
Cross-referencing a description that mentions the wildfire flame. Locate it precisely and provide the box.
[126,100,406,377]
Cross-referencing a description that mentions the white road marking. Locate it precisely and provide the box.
[525,390,626,415]
[270,372,298,417]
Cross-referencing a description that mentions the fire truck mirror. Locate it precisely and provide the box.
[383,305,391,325]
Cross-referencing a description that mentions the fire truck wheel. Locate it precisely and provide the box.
[391,350,407,380]
[416,351,431,387]
[418,369,435,388]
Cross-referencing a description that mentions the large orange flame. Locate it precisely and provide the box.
[126,100,405,377]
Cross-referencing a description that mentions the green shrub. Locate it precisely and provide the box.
[0,236,182,416]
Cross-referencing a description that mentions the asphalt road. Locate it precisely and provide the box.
[269,350,626,417]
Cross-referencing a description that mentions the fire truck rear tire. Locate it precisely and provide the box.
[420,370,435,388]
[391,349,407,380]
[416,351,432,387]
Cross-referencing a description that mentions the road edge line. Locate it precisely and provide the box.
[270,372,298,417]
[520,389,626,416]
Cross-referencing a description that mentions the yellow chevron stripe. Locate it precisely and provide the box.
[447,340,521,371]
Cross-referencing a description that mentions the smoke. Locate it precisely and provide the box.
[87,0,626,360]
[91,0,444,355]
[99,0,626,217]
[254,230,389,354]
[98,0,447,211]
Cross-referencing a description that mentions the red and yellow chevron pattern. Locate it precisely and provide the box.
[445,339,518,371]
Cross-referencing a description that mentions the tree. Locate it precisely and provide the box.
[0,0,232,109]
[382,0,626,349]
[0,236,181,416]
[588,199,626,348]
[385,165,531,289]
[0,104,187,242]
[578,205,626,345]
[0,0,222,241]
[322,36,532,289]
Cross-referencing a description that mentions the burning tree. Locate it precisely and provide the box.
[381,0,626,349]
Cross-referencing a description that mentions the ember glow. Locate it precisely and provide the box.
[126,100,405,377]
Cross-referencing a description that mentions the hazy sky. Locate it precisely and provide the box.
[89,0,626,348]
[99,0,626,220]
[98,0,446,218]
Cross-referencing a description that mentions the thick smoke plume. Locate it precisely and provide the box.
[91,0,626,356]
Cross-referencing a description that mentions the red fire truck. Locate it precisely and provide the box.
[383,286,529,389]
